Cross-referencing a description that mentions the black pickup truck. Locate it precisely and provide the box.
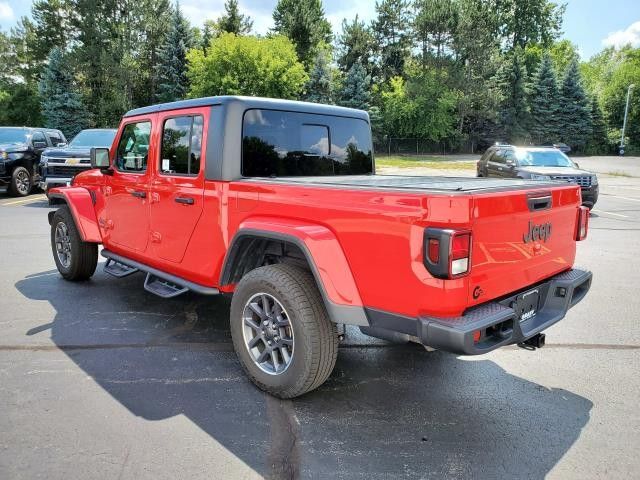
[39,129,117,194]
[0,127,66,196]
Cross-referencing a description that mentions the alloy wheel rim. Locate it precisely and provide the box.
[54,222,72,268]
[241,292,294,375]
[16,170,30,194]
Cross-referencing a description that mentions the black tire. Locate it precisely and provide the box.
[230,264,338,398]
[8,166,32,197]
[50,205,98,281]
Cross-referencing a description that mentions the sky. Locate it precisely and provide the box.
[1,0,639,60]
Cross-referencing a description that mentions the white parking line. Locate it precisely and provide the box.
[601,194,640,203]
[592,209,629,218]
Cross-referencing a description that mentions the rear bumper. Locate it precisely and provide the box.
[364,268,592,355]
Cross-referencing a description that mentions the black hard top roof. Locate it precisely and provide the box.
[124,95,370,121]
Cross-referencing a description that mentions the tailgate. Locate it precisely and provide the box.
[468,184,581,306]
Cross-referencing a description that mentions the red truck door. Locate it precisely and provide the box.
[148,109,206,263]
[105,118,154,252]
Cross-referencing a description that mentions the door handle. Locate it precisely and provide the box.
[130,190,146,199]
[175,196,194,205]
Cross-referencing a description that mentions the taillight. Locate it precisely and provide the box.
[423,228,472,279]
[576,206,589,241]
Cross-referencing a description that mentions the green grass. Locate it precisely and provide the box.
[376,155,476,170]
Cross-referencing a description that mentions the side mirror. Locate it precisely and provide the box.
[90,147,111,171]
[33,141,47,149]
[506,159,515,167]
[574,162,580,169]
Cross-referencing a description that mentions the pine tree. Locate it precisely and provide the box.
[587,96,608,154]
[272,0,332,68]
[372,0,412,82]
[558,59,591,149]
[336,15,375,76]
[217,0,252,35]
[338,62,371,110]
[528,52,561,144]
[155,2,190,103]
[495,48,529,143]
[39,47,90,138]
[303,50,333,104]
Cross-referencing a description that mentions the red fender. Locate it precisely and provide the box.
[48,187,102,243]
[228,216,368,326]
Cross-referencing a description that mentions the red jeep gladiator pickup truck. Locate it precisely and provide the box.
[48,96,592,398]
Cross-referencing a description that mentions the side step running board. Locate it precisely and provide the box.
[144,274,189,298]
[100,249,219,298]
[104,258,139,278]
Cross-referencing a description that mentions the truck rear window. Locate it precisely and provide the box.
[242,109,373,177]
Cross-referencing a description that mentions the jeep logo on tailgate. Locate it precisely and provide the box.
[523,221,552,243]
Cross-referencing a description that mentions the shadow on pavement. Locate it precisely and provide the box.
[16,269,592,479]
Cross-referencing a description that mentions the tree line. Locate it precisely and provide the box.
[0,0,638,154]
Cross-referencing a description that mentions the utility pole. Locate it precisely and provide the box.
[620,84,635,155]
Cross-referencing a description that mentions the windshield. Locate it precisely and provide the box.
[70,130,116,148]
[0,128,28,144]
[516,149,575,167]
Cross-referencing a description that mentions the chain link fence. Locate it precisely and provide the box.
[374,137,462,156]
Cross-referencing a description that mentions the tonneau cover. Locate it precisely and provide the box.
[240,175,565,193]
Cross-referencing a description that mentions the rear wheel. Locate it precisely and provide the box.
[230,264,338,398]
[50,205,98,280]
[9,166,32,197]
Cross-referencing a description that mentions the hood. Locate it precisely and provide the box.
[42,146,92,158]
[517,166,594,176]
[0,142,29,153]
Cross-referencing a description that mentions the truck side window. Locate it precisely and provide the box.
[160,115,203,176]
[115,121,151,173]
[242,109,373,177]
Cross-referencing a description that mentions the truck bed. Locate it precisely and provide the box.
[240,175,562,193]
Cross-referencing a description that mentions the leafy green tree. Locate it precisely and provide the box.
[372,0,412,82]
[338,62,371,110]
[453,0,502,151]
[496,0,565,50]
[155,2,191,103]
[336,15,376,76]
[39,48,90,138]
[303,50,334,104]
[135,0,172,106]
[380,73,457,141]
[558,59,592,149]
[528,53,561,143]
[495,47,530,143]
[217,0,253,35]
[272,0,332,68]
[599,47,640,153]
[187,33,308,99]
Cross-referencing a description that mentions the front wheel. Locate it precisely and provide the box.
[230,264,338,398]
[9,166,32,197]
[50,206,98,281]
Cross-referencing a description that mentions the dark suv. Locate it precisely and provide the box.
[0,127,66,196]
[477,145,599,208]
[39,128,116,194]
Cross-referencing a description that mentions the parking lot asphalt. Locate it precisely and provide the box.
[1,159,639,479]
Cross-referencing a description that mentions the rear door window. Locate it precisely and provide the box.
[242,109,373,177]
[159,115,203,176]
